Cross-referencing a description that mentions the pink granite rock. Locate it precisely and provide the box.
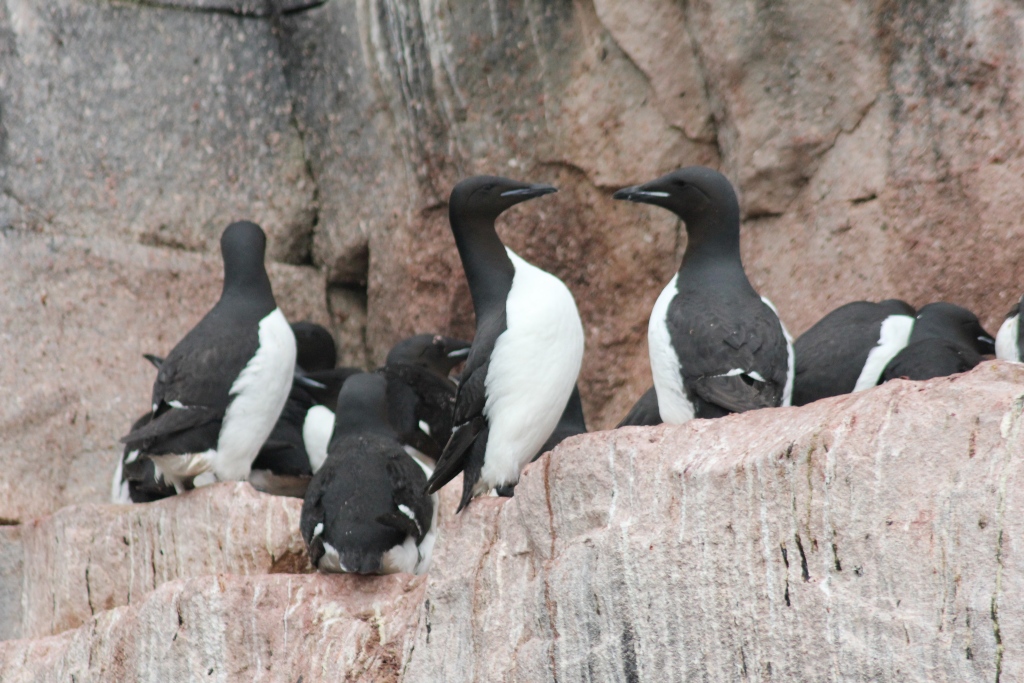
[17,483,309,640]
[404,362,1024,681]
[2,364,1021,681]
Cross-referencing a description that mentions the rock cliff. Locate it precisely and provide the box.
[2,0,1024,679]
[1,364,1022,680]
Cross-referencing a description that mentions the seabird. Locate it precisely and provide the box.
[880,302,995,382]
[291,320,338,372]
[425,175,585,511]
[121,221,297,492]
[378,333,470,464]
[996,294,1023,362]
[300,373,437,575]
[613,166,793,422]
[792,299,916,405]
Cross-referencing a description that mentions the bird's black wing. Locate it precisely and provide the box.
[616,386,662,427]
[671,297,790,414]
[150,307,261,414]
[376,453,433,544]
[120,404,220,446]
[425,314,503,495]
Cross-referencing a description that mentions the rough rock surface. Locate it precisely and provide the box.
[0,0,315,262]
[1,364,1022,681]
[402,361,1024,681]
[16,483,309,640]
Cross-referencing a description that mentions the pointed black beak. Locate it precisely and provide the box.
[500,183,557,199]
[613,185,670,203]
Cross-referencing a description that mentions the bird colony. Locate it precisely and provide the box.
[113,166,1021,577]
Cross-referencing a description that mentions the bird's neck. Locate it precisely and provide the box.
[451,216,515,321]
[221,263,275,308]
[677,213,748,285]
[332,407,396,443]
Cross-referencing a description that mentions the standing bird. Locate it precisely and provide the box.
[880,302,995,382]
[613,166,793,422]
[792,299,916,405]
[301,374,437,575]
[996,294,1023,362]
[121,221,296,492]
[378,333,471,464]
[426,176,585,511]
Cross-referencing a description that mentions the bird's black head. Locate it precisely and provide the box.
[292,321,338,372]
[913,302,995,355]
[220,221,272,299]
[386,333,472,377]
[449,175,557,225]
[613,166,741,251]
[333,373,395,439]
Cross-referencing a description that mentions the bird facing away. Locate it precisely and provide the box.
[300,373,437,575]
[425,175,585,512]
[121,221,296,492]
[792,299,916,405]
[880,302,995,383]
[996,294,1023,362]
[291,320,339,372]
[378,333,471,464]
[614,166,793,423]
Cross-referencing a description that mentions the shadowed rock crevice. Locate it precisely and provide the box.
[128,0,329,19]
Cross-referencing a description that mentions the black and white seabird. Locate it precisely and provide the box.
[425,176,585,511]
[291,320,338,372]
[613,166,793,422]
[301,373,437,575]
[792,299,916,405]
[879,302,995,382]
[617,386,661,427]
[121,221,297,492]
[996,294,1023,362]
[378,333,471,464]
